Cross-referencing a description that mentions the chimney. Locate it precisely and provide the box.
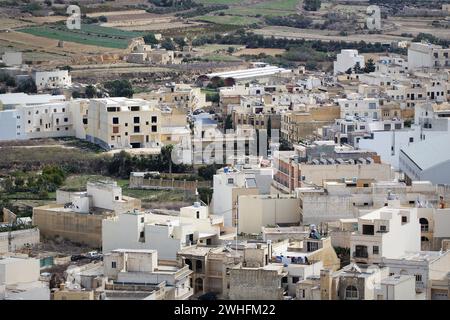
[320,269,332,300]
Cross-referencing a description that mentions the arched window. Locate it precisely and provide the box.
[196,260,203,272]
[419,218,429,232]
[185,259,192,270]
[195,278,204,293]
[345,285,358,300]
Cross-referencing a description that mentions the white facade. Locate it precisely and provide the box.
[103,249,193,300]
[350,204,421,264]
[0,256,40,286]
[334,50,365,75]
[337,95,380,119]
[102,204,224,260]
[408,42,450,70]
[382,251,450,298]
[33,70,72,90]
[212,166,273,227]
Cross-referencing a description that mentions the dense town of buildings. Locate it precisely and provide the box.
[3,32,450,303]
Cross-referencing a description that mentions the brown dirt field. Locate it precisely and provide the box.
[117,21,207,31]
[21,16,68,24]
[0,18,34,31]
[233,48,286,56]
[385,17,450,40]
[0,31,123,57]
[87,9,152,18]
[253,26,412,44]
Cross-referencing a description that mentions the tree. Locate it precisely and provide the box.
[104,79,134,98]
[303,0,321,11]
[173,36,186,48]
[85,84,96,98]
[98,15,108,23]
[72,91,81,98]
[227,46,235,54]
[143,33,159,45]
[364,58,376,73]
[15,79,37,94]
[161,145,173,175]
[160,38,176,51]
[198,164,221,181]
[353,62,363,74]
[267,116,272,139]
[224,115,233,130]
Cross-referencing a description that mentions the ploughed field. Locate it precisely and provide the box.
[18,24,144,49]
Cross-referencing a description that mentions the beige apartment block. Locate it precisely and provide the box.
[281,105,340,143]
[86,98,162,150]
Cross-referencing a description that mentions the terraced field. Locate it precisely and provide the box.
[192,0,300,26]
[195,15,261,26]
[18,24,144,49]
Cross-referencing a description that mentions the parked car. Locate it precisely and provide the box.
[71,254,85,261]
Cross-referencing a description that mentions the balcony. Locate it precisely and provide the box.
[353,252,369,259]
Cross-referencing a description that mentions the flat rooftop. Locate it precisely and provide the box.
[206,66,291,80]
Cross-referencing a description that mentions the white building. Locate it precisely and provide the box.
[350,203,421,264]
[333,49,365,75]
[382,250,450,299]
[0,254,49,300]
[103,249,193,300]
[32,70,72,90]
[337,94,380,119]
[102,203,230,260]
[0,92,66,110]
[212,166,273,227]
[408,42,450,71]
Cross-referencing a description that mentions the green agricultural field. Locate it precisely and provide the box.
[197,0,243,4]
[221,0,299,18]
[195,15,260,26]
[18,24,144,49]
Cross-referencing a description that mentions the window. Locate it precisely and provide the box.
[345,286,358,300]
[301,289,305,298]
[373,246,379,255]
[141,217,144,223]
[111,261,116,268]
[415,274,422,282]
[113,127,119,134]
[420,218,429,232]
[307,241,319,252]
[196,211,200,219]
[140,231,144,239]
[112,117,120,125]
[227,178,234,184]
[362,224,375,235]
[134,126,140,133]
[379,225,387,232]
[151,116,157,123]
[151,125,157,132]
[64,117,68,122]
[115,196,119,200]
[134,116,140,124]
[402,216,408,223]
[292,276,299,284]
